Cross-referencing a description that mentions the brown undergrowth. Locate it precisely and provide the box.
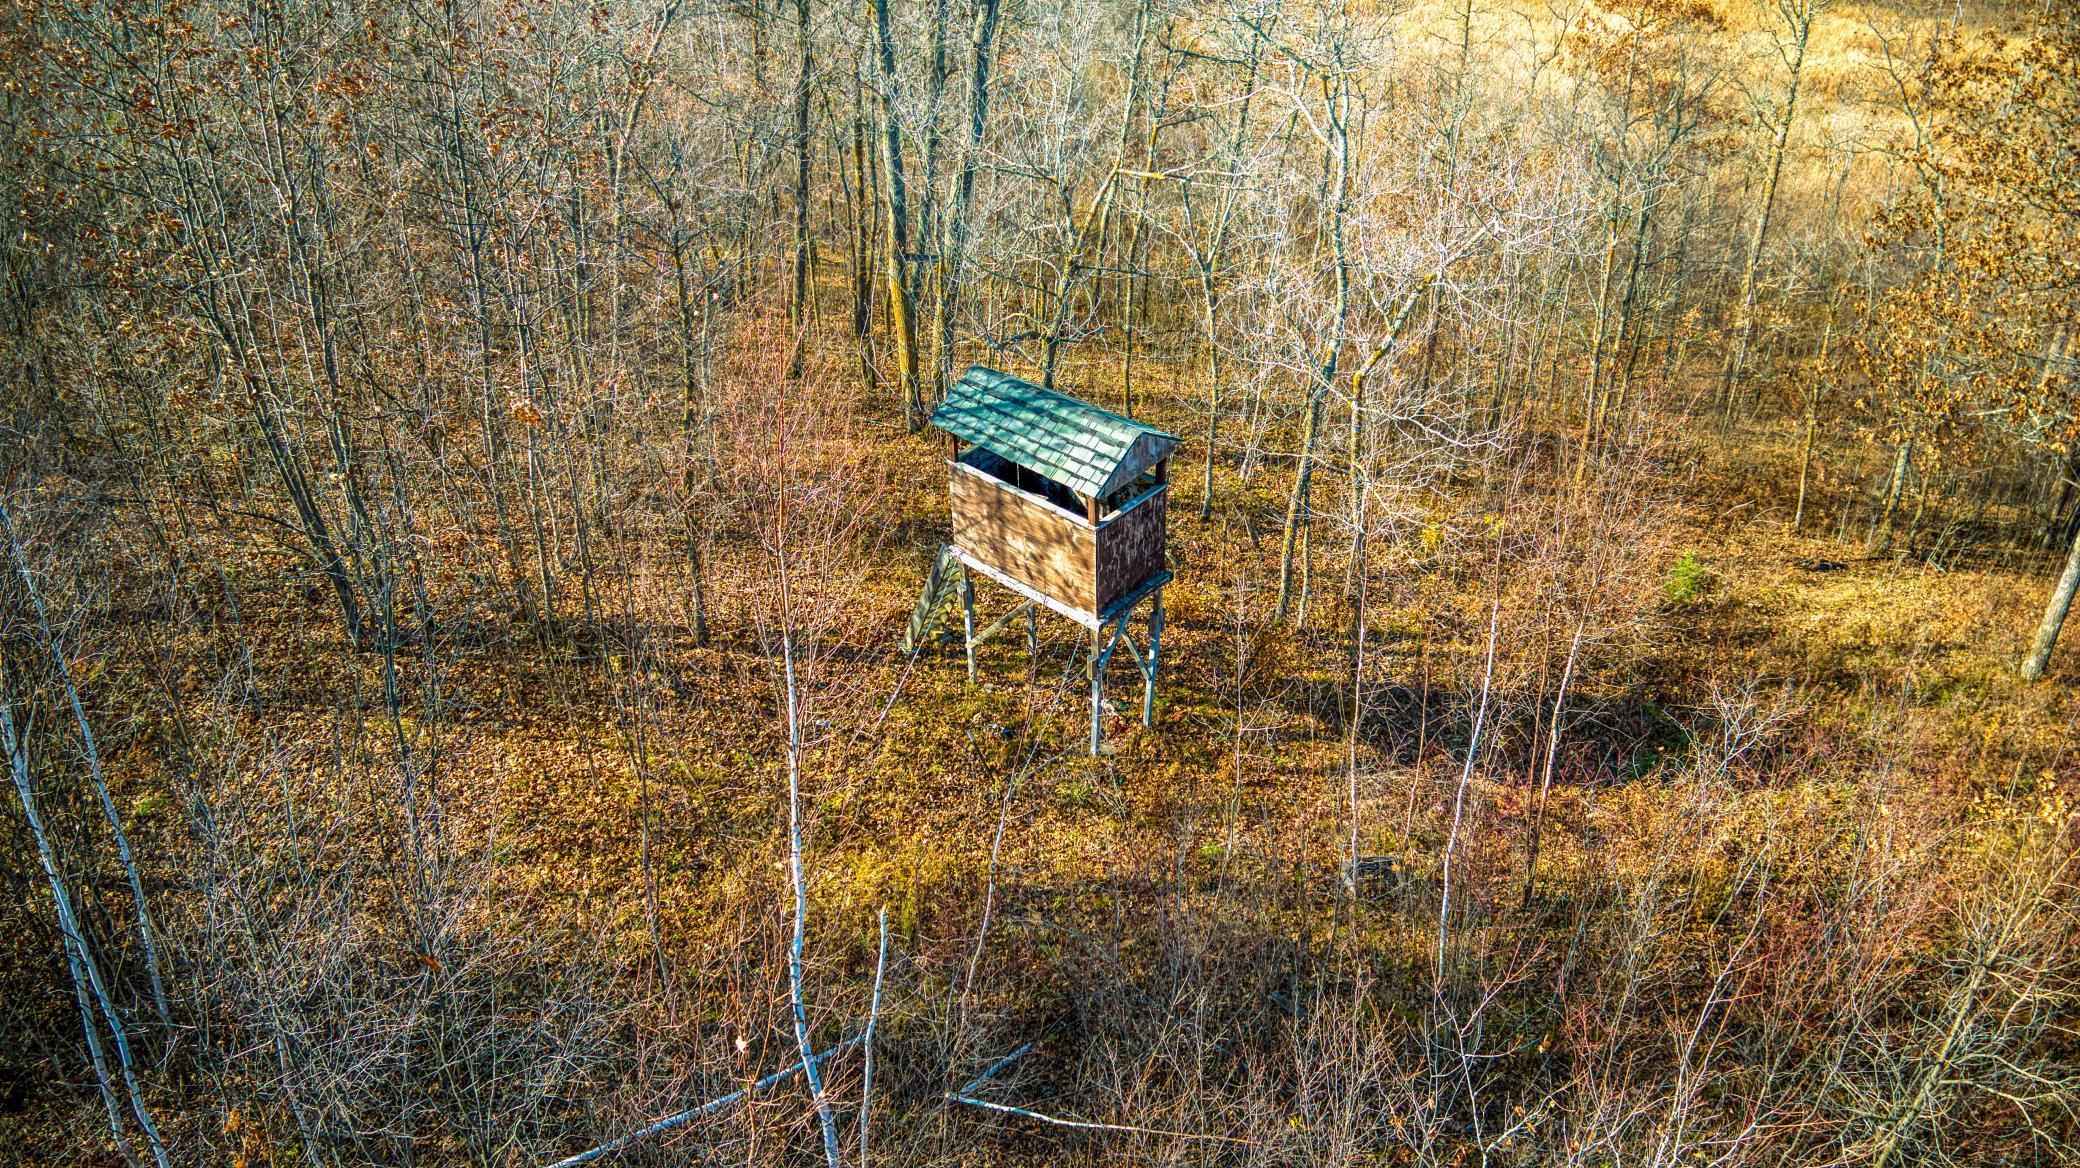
[2,331,2075,1166]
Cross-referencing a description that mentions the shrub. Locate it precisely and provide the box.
[1665,551,1710,607]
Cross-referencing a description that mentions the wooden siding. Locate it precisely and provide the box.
[1094,485,1167,612]
[949,461,1097,610]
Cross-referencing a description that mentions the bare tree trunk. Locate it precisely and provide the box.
[667,235,713,646]
[1522,620,1584,907]
[787,0,815,376]
[1038,170,1124,391]
[1041,0,1151,391]
[1275,75,1356,626]
[934,0,1002,397]
[1343,280,1432,652]
[870,0,924,428]
[774,528,843,1168]
[1793,295,1838,533]
[2021,522,2080,681]
[2,506,171,1026]
[1,697,170,1168]
[2033,328,2073,546]
[1583,200,1622,435]
[1872,439,1911,553]
[1721,0,1816,421]
[1595,198,1653,433]
[1190,25,1261,522]
[1118,94,1167,413]
[4,689,128,1161]
[1438,603,1499,985]
[847,100,880,389]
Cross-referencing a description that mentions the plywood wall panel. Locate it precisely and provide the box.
[950,464,1097,611]
[1094,487,1166,612]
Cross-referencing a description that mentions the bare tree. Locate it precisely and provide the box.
[1720,0,1825,420]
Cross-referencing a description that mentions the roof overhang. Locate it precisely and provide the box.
[931,366,1178,499]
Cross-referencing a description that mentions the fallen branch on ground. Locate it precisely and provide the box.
[947,1043,1255,1146]
[544,1036,864,1168]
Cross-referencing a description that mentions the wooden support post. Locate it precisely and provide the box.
[1090,627,1104,754]
[1142,588,1163,727]
[960,569,977,686]
[1090,618,1124,755]
[944,546,1170,752]
[1117,628,1146,675]
[1090,615,1143,753]
[970,601,1031,649]
[1089,619,1106,756]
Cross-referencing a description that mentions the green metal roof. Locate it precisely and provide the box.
[931,366,1179,500]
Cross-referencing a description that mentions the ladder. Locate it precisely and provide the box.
[900,545,963,654]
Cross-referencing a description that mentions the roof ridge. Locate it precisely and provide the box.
[930,365,1180,499]
[957,366,1180,442]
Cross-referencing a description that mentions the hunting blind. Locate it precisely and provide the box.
[905,366,1176,753]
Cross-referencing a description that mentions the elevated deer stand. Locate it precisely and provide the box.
[907,366,1176,754]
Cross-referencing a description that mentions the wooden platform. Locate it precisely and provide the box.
[952,549,1169,632]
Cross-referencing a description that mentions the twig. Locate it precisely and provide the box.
[961,768,1022,1008]
[948,1043,1254,1146]
[955,1042,1034,1096]
[543,1036,864,1168]
[948,1095,1257,1145]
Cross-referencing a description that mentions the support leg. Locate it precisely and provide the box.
[1090,620,1124,755]
[961,571,977,686]
[1026,604,1038,658]
[1090,620,1106,755]
[1143,589,1163,727]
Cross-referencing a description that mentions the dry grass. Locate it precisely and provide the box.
[8,336,2073,1163]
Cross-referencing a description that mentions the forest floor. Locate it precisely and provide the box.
[7,367,2078,1164]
